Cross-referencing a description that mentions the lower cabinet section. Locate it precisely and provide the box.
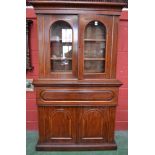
[37,105,117,151]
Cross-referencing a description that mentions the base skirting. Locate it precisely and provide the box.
[36,142,117,151]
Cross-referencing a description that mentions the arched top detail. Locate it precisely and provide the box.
[84,20,106,40]
[50,20,72,31]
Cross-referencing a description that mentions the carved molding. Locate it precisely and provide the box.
[29,0,127,10]
[40,89,115,101]
[26,20,34,71]
[78,108,107,142]
[49,109,72,139]
[81,109,104,139]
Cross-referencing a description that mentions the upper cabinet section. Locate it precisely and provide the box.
[32,0,127,80]
[37,14,119,80]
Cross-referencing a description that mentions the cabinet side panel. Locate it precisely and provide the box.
[110,16,119,78]
[37,15,45,78]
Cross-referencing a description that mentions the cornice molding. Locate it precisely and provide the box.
[29,0,127,10]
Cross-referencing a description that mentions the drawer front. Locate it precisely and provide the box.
[36,87,118,103]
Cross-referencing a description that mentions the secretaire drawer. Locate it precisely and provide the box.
[36,87,118,102]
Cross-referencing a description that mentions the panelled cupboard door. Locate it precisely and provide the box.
[38,106,116,144]
[78,15,113,79]
[43,15,78,79]
[38,107,77,144]
[78,107,116,143]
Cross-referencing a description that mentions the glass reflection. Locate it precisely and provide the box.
[50,21,73,72]
[84,21,106,73]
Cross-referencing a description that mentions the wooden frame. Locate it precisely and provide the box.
[79,14,113,79]
[37,15,78,79]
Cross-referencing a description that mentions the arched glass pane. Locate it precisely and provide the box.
[84,21,106,73]
[50,21,72,72]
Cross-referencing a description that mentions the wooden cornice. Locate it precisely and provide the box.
[29,0,127,10]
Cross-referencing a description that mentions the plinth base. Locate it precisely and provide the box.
[36,142,117,151]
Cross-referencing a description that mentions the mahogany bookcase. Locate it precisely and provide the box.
[30,0,127,151]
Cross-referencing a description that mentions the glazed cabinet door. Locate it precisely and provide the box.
[38,106,77,144]
[78,15,113,79]
[38,15,78,79]
[78,106,116,143]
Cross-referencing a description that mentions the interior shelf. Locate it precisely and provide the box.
[51,57,72,60]
[84,39,106,42]
[84,70,104,73]
[84,58,105,60]
[50,39,72,43]
[51,70,72,72]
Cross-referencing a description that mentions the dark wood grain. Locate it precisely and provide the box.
[78,106,116,143]
[30,0,124,151]
[36,143,117,151]
[39,90,115,101]
[36,87,118,101]
[38,106,76,144]
[33,79,122,87]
